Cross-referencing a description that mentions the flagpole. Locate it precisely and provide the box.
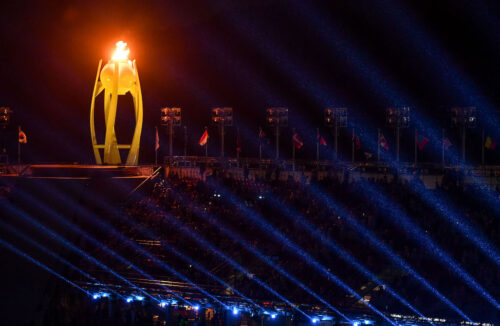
[441,128,445,167]
[220,121,224,158]
[205,126,208,158]
[183,126,187,157]
[275,125,280,160]
[462,126,466,163]
[396,125,400,163]
[292,128,296,171]
[334,122,338,160]
[481,128,485,166]
[414,128,417,166]
[316,128,319,162]
[169,121,173,157]
[258,127,262,161]
[351,127,355,163]
[17,126,21,165]
[155,126,158,166]
[377,128,380,163]
[236,128,240,160]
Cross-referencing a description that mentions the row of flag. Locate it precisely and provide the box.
[156,127,497,154]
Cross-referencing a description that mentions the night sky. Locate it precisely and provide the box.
[1,0,499,163]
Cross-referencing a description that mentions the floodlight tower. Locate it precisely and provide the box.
[90,41,143,165]
[450,107,476,163]
[386,107,410,162]
[160,107,182,157]
[211,107,233,157]
[267,108,288,159]
[324,108,347,160]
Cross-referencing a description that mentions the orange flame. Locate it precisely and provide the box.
[112,41,130,61]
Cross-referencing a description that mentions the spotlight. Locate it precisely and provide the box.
[126,297,133,303]
[135,295,145,301]
[271,313,277,319]
[194,305,200,311]
[363,320,373,325]
[353,322,360,326]
[101,293,110,298]
[312,318,319,323]
[232,307,239,315]
[160,301,168,308]
[211,107,233,157]
[92,294,100,300]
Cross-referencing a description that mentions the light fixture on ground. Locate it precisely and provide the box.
[90,41,143,165]
[161,107,182,157]
[211,107,233,158]
[324,108,347,160]
[267,107,288,159]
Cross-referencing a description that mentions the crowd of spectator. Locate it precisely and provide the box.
[110,168,500,322]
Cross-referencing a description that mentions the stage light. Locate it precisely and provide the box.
[324,107,348,159]
[135,295,145,301]
[160,107,182,157]
[160,301,168,308]
[312,318,319,323]
[126,297,133,303]
[232,307,239,315]
[92,294,100,300]
[271,313,277,319]
[101,292,110,297]
[211,107,233,157]
[449,106,477,162]
[266,107,288,159]
[363,320,373,325]
[194,305,200,311]
[385,106,411,162]
[353,322,360,326]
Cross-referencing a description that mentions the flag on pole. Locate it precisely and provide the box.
[353,135,361,150]
[379,134,389,151]
[317,133,327,146]
[485,136,497,150]
[443,137,452,150]
[416,132,429,151]
[199,129,209,146]
[18,128,27,144]
[292,132,304,149]
[236,135,242,153]
[155,127,160,151]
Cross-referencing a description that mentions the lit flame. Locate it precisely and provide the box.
[112,41,130,61]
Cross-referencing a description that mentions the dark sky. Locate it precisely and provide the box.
[1,0,499,163]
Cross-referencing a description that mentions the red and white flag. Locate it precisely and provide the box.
[317,133,327,146]
[379,134,389,151]
[292,132,304,149]
[236,135,242,153]
[199,129,209,146]
[18,127,27,144]
[352,134,361,150]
